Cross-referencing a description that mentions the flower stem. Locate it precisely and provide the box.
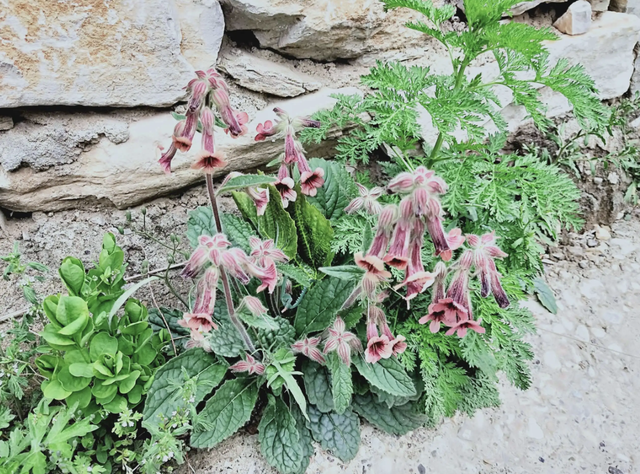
[206,173,256,353]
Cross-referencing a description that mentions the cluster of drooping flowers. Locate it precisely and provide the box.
[419,232,509,337]
[344,167,510,343]
[178,234,287,342]
[158,68,249,175]
[255,108,324,204]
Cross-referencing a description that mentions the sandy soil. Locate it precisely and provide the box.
[1,188,638,474]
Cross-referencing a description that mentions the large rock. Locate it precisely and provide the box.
[0,0,224,108]
[553,0,592,36]
[218,49,322,97]
[0,88,360,212]
[510,0,569,16]
[610,0,640,16]
[221,0,431,61]
[546,12,640,100]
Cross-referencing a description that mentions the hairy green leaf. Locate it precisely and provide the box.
[533,277,557,314]
[353,356,416,397]
[191,378,259,448]
[258,396,303,474]
[294,277,356,336]
[301,361,334,413]
[352,392,426,435]
[308,405,360,462]
[306,158,358,223]
[326,353,353,415]
[218,174,277,194]
[288,189,334,268]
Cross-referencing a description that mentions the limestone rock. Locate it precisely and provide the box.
[553,1,592,35]
[0,88,360,212]
[218,49,322,97]
[0,0,224,108]
[510,0,569,16]
[546,12,640,100]
[221,0,431,61]
[588,0,610,11]
[610,0,640,15]
[0,117,13,131]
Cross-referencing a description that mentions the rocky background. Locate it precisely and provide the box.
[2,0,640,214]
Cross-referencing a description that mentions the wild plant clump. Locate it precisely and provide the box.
[0,0,611,473]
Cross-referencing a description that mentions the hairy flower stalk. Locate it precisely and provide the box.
[255,108,324,201]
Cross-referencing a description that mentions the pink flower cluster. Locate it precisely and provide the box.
[178,234,288,341]
[419,232,509,337]
[290,317,363,366]
[255,108,324,204]
[159,68,249,175]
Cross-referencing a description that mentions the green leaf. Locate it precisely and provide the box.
[191,378,259,448]
[69,362,95,378]
[294,277,356,336]
[258,185,299,259]
[208,301,246,357]
[41,325,74,347]
[118,371,141,394]
[533,277,557,314]
[43,379,72,400]
[186,206,216,248]
[318,265,365,281]
[58,366,91,392]
[232,191,259,224]
[107,278,158,323]
[22,286,38,305]
[291,405,315,474]
[258,396,303,474]
[308,405,360,462]
[56,295,89,326]
[221,214,255,253]
[326,353,353,415]
[90,332,118,360]
[289,190,334,268]
[218,174,277,194]
[277,264,313,287]
[143,348,225,429]
[306,158,358,223]
[301,361,333,413]
[58,257,85,296]
[353,356,416,397]
[352,392,426,435]
[58,311,89,336]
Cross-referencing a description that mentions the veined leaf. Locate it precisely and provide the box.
[288,189,334,269]
[258,396,303,474]
[277,263,314,287]
[533,277,557,314]
[217,174,277,194]
[319,265,365,281]
[326,353,353,415]
[291,404,315,474]
[306,158,358,223]
[352,392,426,435]
[191,378,259,448]
[106,277,158,323]
[307,405,360,462]
[301,361,333,413]
[294,277,356,336]
[353,356,416,397]
[142,348,225,429]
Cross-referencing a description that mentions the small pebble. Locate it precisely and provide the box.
[586,239,597,248]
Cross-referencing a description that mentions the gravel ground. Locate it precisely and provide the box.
[1,189,638,474]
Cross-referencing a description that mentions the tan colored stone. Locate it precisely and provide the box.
[0,0,224,108]
[218,49,322,97]
[0,117,13,131]
[0,88,360,212]
[221,0,434,61]
[588,0,610,11]
[553,0,592,35]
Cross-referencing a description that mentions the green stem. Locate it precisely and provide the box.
[206,174,256,354]
[428,57,470,165]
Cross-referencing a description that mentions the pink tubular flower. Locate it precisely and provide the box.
[249,237,289,267]
[323,317,362,365]
[396,220,435,301]
[292,337,326,365]
[295,153,324,197]
[445,318,485,338]
[467,232,509,308]
[355,252,392,298]
[249,259,279,294]
[239,295,269,317]
[178,267,219,338]
[246,186,270,216]
[439,228,465,262]
[377,312,407,356]
[181,243,210,279]
[418,298,466,332]
[345,183,384,215]
[191,150,228,174]
[158,121,187,174]
[425,214,451,259]
[255,120,277,141]
[274,164,297,208]
[368,205,399,257]
[229,353,265,375]
[186,77,209,114]
[210,86,248,138]
[364,319,393,364]
[383,214,413,270]
[176,112,198,153]
[219,247,252,284]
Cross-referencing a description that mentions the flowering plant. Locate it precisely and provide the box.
[139,0,608,472]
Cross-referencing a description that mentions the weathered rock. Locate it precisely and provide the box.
[588,0,610,11]
[510,0,569,16]
[0,117,13,131]
[0,113,131,171]
[0,0,224,108]
[221,0,430,61]
[610,0,640,15]
[553,0,592,35]
[0,88,360,212]
[546,12,640,100]
[218,49,322,97]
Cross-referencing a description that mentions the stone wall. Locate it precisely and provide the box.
[1,0,640,212]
